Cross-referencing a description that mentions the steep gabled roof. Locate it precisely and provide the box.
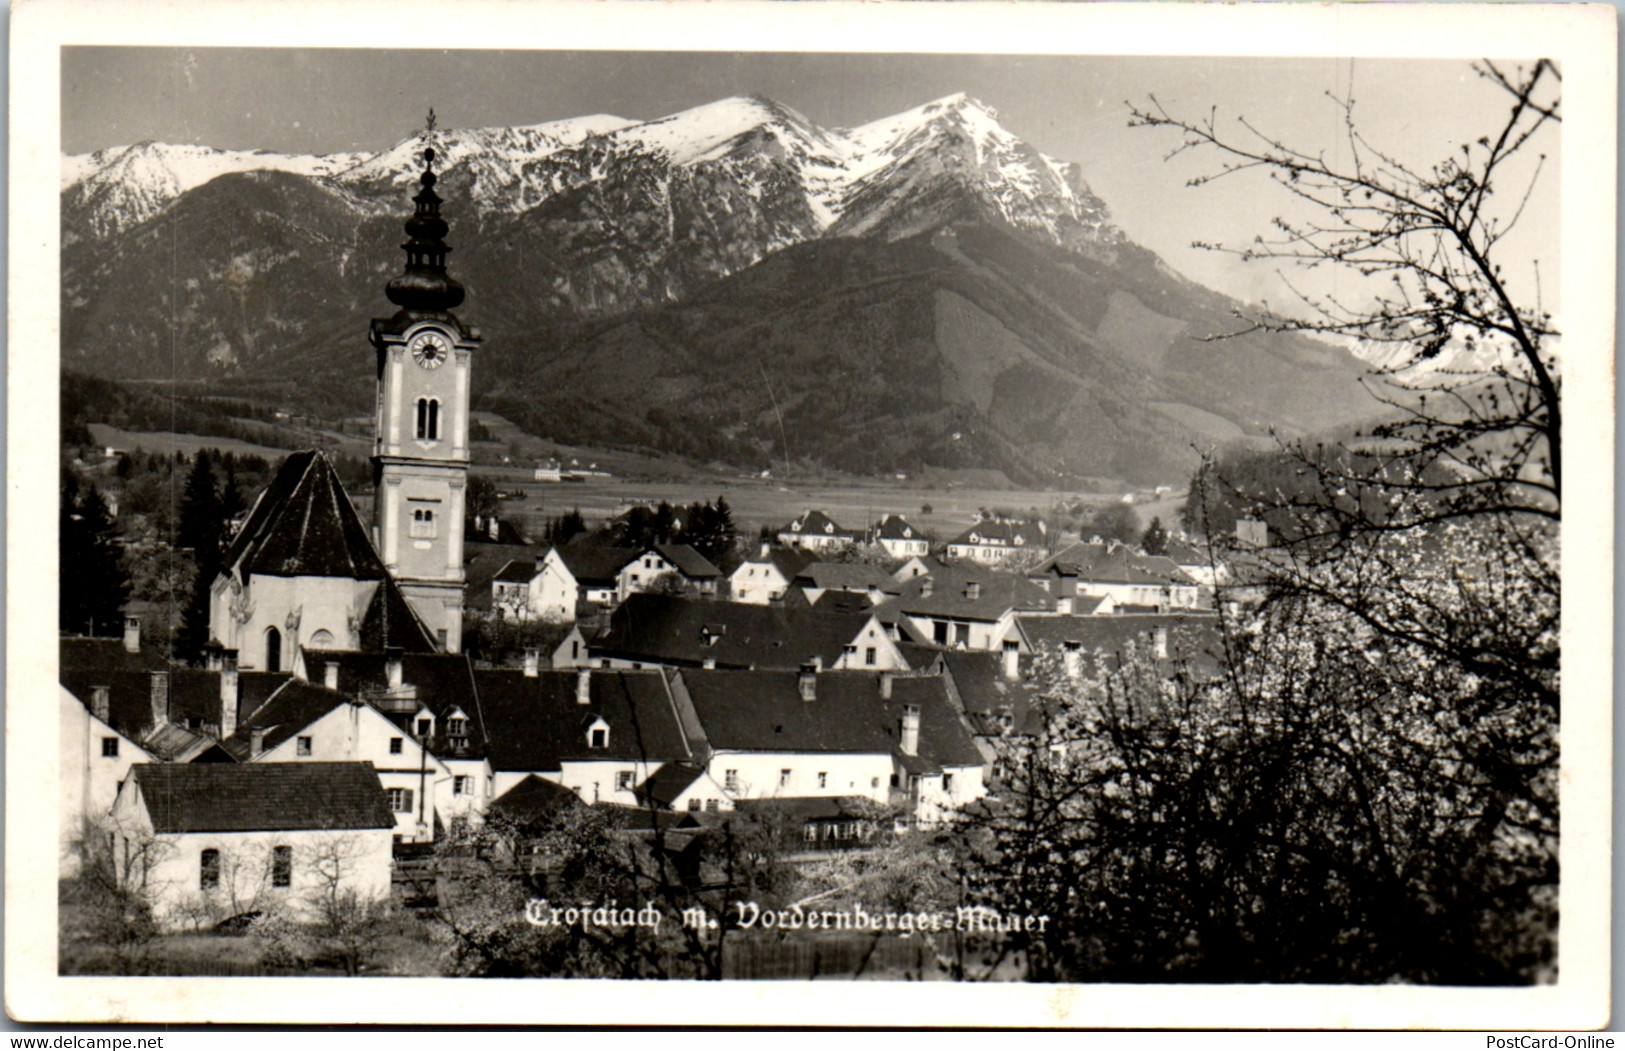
[875,515,922,541]
[214,679,354,761]
[471,669,698,773]
[794,562,901,595]
[493,559,537,584]
[59,636,167,675]
[635,763,707,809]
[554,534,642,586]
[130,761,394,834]
[491,774,584,826]
[873,563,1055,623]
[223,451,386,580]
[358,576,437,653]
[464,542,543,610]
[592,593,878,671]
[652,543,721,580]
[948,520,1046,548]
[1014,613,1223,678]
[734,545,818,579]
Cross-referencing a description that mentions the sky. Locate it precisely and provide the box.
[61,47,1560,313]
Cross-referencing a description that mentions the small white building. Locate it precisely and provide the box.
[777,510,858,552]
[728,544,815,605]
[60,684,154,876]
[875,515,930,559]
[109,762,395,930]
[945,520,1048,564]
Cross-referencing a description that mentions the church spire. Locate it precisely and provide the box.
[385,139,466,315]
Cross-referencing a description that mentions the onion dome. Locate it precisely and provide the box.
[385,147,466,313]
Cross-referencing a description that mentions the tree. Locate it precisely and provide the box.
[1130,60,1560,524]
[1140,516,1169,556]
[59,469,130,637]
[1089,502,1141,545]
[176,452,225,663]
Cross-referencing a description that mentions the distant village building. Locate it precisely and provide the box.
[777,510,858,552]
[875,514,929,559]
[871,563,1056,652]
[728,543,816,605]
[1028,541,1201,611]
[497,536,720,623]
[945,519,1047,564]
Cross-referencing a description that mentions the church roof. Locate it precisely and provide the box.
[358,575,437,653]
[224,451,386,581]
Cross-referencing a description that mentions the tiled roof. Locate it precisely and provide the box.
[471,669,698,773]
[1035,542,1197,587]
[325,652,483,743]
[1015,613,1223,678]
[493,559,537,584]
[652,543,721,580]
[59,636,167,674]
[463,542,543,609]
[223,451,386,580]
[592,593,877,671]
[215,679,353,762]
[358,576,437,653]
[555,534,641,585]
[794,563,900,595]
[875,515,921,542]
[678,670,982,769]
[931,650,1042,738]
[735,545,818,580]
[872,564,1055,623]
[781,510,855,539]
[635,763,706,809]
[130,761,395,834]
[60,670,166,742]
[491,774,584,825]
[948,520,1046,548]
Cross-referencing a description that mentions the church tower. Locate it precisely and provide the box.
[370,145,480,652]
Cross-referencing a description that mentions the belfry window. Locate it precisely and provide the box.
[410,507,438,539]
[414,398,441,441]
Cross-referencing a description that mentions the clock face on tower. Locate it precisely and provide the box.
[409,330,450,370]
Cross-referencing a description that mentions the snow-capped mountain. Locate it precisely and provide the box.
[60,92,1377,486]
[62,141,370,241]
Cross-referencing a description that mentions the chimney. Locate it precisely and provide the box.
[919,578,934,598]
[386,648,404,690]
[523,647,540,678]
[758,541,771,558]
[249,727,266,760]
[90,685,110,724]
[221,650,240,739]
[122,615,141,654]
[900,704,920,757]
[798,662,818,702]
[148,670,170,730]
[1153,626,1169,661]
[964,580,981,601]
[1002,639,1021,682]
[1063,642,1082,680]
[1057,596,1074,616]
[702,656,717,670]
[878,670,894,700]
[204,643,224,672]
[488,516,500,541]
[576,668,592,705]
[323,659,340,691]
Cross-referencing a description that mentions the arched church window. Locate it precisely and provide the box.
[265,627,282,674]
[415,398,441,441]
[309,629,334,649]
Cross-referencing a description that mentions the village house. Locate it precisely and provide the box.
[874,514,930,559]
[945,519,1048,564]
[1027,541,1202,611]
[472,666,706,805]
[870,563,1056,653]
[108,762,395,930]
[60,684,153,876]
[676,667,986,826]
[590,593,909,672]
[727,543,816,605]
[505,535,720,623]
[777,509,858,552]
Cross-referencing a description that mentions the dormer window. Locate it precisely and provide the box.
[586,716,610,749]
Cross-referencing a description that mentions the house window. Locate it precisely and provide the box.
[590,728,607,749]
[779,769,792,789]
[705,799,719,813]
[200,848,220,890]
[101,737,119,758]
[871,777,880,789]
[933,621,949,645]
[417,718,432,737]
[414,398,441,441]
[943,773,955,794]
[296,736,313,757]
[616,771,633,791]
[805,824,819,842]
[447,717,468,736]
[865,647,877,666]
[454,775,470,796]
[410,507,438,539]
[271,845,292,888]
[687,797,702,812]
[389,737,403,755]
[818,772,828,789]
[724,770,739,792]
[388,787,414,813]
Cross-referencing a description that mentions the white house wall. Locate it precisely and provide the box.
[707,751,893,805]
[60,686,152,876]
